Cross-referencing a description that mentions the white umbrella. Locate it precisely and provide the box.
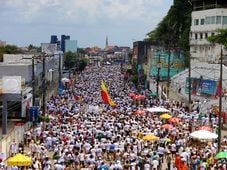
[189,130,218,140]
[62,77,70,82]
[145,107,170,113]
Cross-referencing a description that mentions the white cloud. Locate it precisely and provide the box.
[1,0,169,23]
[0,0,172,47]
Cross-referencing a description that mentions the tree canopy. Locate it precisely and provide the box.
[63,50,88,72]
[208,29,227,47]
[0,45,22,61]
[145,0,192,66]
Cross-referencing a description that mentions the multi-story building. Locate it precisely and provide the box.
[61,35,70,52]
[65,40,77,53]
[50,35,61,50]
[190,0,227,64]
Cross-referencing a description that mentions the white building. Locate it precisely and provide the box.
[190,0,227,64]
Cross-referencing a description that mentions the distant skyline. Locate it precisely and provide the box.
[0,0,173,48]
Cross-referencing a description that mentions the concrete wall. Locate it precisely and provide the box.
[190,8,227,64]
[0,65,32,82]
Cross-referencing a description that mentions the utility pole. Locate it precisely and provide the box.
[42,56,46,115]
[167,48,171,98]
[58,53,62,83]
[188,54,191,112]
[32,56,35,106]
[156,53,161,99]
[218,46,223,152]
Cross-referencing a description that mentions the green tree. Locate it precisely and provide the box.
[208,29,227,47]
[145,0,191,66]
[0,45,22,61]
[64,51,76,69]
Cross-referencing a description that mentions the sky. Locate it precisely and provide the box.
[0,0,173,48]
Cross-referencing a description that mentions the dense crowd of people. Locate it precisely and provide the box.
[3,65,227,169]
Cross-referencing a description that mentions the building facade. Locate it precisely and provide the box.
[190,0,227,64]
[61,35,70,52]
[65,40,77,53]
[50,35,60,50]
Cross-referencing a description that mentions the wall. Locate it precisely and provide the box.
[0,64,32,82]
[0,122,31,159]
[190,8,227,64]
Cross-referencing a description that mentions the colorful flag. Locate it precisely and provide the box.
[101,80,116,107]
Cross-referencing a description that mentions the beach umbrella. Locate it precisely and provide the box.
[143,134,158,141]
[197,126,212,131]
[215,151,227,159]
[133,95,141,100]
[128,93,136,97]
[148,92,157,97]
[168,117,181,124]
[164,138,171,142]
[189,130,218,140]
[61,77,70,83]
[160,113,172,119]
[161,124,173,130]
[135,110,145,115]
[7,153,32,166]
[138,95,145,100]
[145,107,170,113]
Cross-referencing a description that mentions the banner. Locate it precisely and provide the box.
[185,78,217,96]
[29,106,39,122]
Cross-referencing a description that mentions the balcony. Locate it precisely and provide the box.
[190,39,211,46]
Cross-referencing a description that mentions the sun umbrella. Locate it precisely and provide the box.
[138,95,145,100]
[215,151,227,159]
[148,92,157,97]
[146,107,170,113]
[61,77,70,83]
[168,117,181,123]
[128,93,136,97]
[197,126,212,131]
[7,153,32,166]
[135,110,145,115]
[165,138,171,142]
[133,95,141,100]
[189,130,218,140]
[161,124,173,130]
[160,113,172,119]
[143,134,158,141]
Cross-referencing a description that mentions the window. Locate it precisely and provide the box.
[211,16,215,24]
[200,33,203,39]
[200,18,205,25]
[223,16,227,24]
[216,16,222,24]
[205,17,211,24]
[211,32,215,36]
[195,33,198,40]
[205,33,208,39]
[194,19,199,25]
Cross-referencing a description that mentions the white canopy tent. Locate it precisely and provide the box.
[189,130,218,140]
[145,107,170,113]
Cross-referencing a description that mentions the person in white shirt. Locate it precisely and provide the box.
[152,159,159,170]
[9,139,17,156]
